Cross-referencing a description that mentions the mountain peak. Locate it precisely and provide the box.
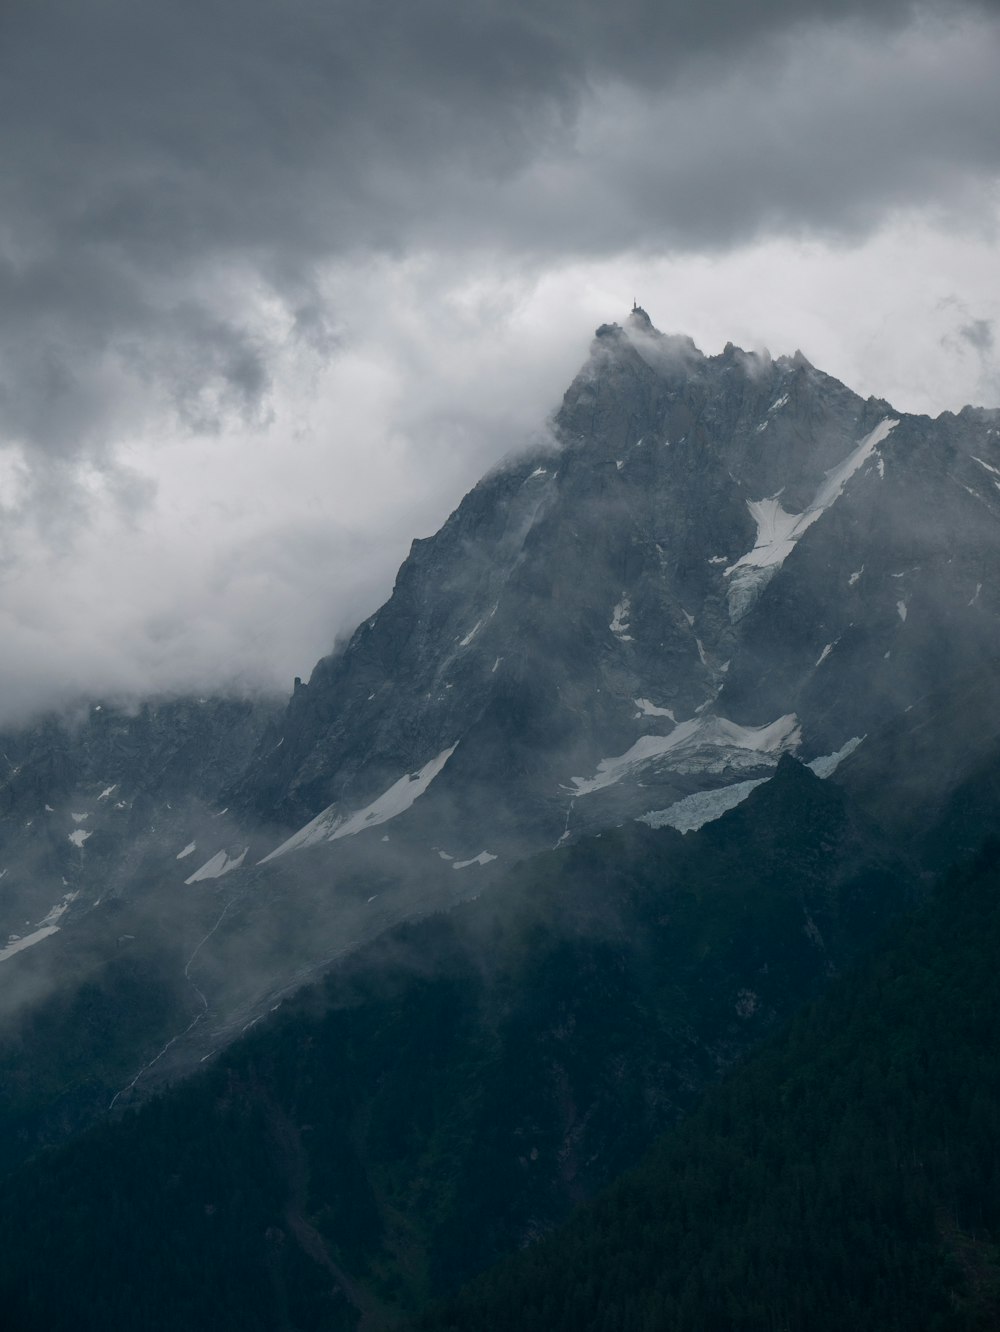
[627,302,655,332]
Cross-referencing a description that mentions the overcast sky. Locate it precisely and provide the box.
[0,0,998,721]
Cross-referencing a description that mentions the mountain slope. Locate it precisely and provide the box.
[0,759,915,1330]
[1,310,999,1327]
[2,307,999,1132]
[428,840,1000,1332]
[233,311,1000,850]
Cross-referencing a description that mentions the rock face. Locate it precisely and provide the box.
[2,308,999,1101]
[234,307,1000,853]
[0,696,279,965]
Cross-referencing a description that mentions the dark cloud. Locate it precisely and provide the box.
[0,0,995,460]
[959,318,995,353]
[939,297,999,391]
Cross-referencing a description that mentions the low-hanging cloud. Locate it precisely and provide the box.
[959,318,995,353]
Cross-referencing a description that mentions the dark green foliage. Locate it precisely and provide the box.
[428,844,1000,1332]
[0,1070,349,1332]
[0,939,195,1173]
[0,761,905,1330]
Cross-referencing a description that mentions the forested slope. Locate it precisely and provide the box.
[0,760,907,1330]
[428,843,1000,1332]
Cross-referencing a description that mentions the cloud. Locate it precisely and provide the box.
[0,225,994,724]
[958,318,995,353]
[0,0,996,720]
[0,258,594,721]
[936,297,1000,404]
[1,0,996,460]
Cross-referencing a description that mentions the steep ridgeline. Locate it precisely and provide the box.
[2,308,999,1113]
[229,308,1000,864]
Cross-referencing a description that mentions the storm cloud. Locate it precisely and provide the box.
[2,0,997,455]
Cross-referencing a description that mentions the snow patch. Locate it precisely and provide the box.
[849,567,864,586]
[640,778,768,834]
[610,597,633,641]
[184,847,248,884]
[70,812,89,824]
[633,698,676,720]
[725,419,898,621]
[0,926,60,964]
[98,785,117,801]
[176,842,197,860]
[68,829,91,848]
[957,480,993,508]
[637,733,866,835]
[768,392,790,413]
[897,600,908,622]
[460,603,499,647]
[39,891,79,927]
[815,642,834,668]
[260,744,458,862]
[453,851,497,869]
[571,714,800,796]
[807,736,865,778]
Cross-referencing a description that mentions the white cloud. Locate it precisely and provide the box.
[0,216,995,725]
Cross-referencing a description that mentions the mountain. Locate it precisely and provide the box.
[1,308,999,1327]
[233,306,1000,846]
[2,306,999,1137]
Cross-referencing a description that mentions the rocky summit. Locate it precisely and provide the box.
[2,307,1000,1112]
